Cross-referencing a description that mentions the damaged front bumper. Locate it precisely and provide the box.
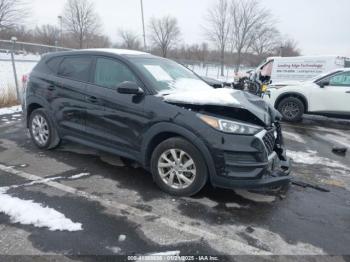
[207,126,292,190]
[212,150,291,190]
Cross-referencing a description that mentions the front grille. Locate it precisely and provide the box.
[262,129,276,155]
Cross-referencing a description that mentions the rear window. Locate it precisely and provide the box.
[46,57,62,74]
[58,56,92,82]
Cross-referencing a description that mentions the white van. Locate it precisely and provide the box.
[253,56,350,86]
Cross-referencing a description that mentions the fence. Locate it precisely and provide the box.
[0,39,73,107]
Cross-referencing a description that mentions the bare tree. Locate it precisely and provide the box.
[0,0,27,30]
[85,33,111,48]
[34,25,60,46]
[191,43,209,64]
[149,16,181,58]
[278,38,301,57]
[251,26,280,56]
[204,0,230,76]
[118,29,141,50]
[62,0,101,49]
[230,0,271,72]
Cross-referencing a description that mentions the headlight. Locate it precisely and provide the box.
[198,114,263,135]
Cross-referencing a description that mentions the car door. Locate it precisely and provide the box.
[54,55,93,137]
[85,56,146,157]
[310,71,350,114]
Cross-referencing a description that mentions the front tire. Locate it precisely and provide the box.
[150,137,208,197]
[277,97,305,122]
[29,108,60,149]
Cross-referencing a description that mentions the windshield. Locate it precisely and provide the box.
[130,57,213,94]
[309,70,342,82]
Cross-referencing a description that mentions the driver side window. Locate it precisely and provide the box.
[94,58,138,88]
[329,72,350,87]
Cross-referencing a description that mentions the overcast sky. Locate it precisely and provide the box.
[30,0,350,56]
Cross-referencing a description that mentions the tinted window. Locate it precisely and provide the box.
[94,58,138,88]
[46,57,62,74]
[58,56,92,82]
[329,71,350,86]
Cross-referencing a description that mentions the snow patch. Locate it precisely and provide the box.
[107,246,121,254]
[163,86,241,106]
[234,190,276,203]
[225,203,248,209]
[118,234,126,242]
[147,250,181,256]
[0,105,22,116]
[287,150,349,171]
[0,189,82,231]
[69,173,90,180]
[283,131,305,143]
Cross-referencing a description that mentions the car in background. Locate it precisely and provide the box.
[24,49,291,196]
[264,68,350,122]
[251,56,350,87]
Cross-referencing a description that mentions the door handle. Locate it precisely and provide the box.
[346,91,350,94]
[86,96,98,103]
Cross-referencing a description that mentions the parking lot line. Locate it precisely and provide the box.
[0,163,271,255]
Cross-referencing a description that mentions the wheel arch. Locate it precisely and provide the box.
[26,103,43,128]
[141,122,217,181]
[25,96,52,128]
[274,92,308,113]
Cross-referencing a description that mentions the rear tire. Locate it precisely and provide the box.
[150,137,208,197]
[29,108,60,150]
[277,97,304,122]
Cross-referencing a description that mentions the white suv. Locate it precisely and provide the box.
[263,68,350,122]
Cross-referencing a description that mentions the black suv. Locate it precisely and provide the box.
[24,49,291,196]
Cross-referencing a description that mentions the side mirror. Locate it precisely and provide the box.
[319,81,329,88]
[117,81,144,95]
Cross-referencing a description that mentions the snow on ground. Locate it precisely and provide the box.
[0,189,82,231]
[234,190,276,203]
[69,173,91,180]
[190,64,252,83]
[0,105,22,115]
[0,59,38,99]
[0,172,92,231]
[0,53,40,61]
[107,246,122,254]
[147,250,181,256]
[283,131,305,143]
[287,150,349,171]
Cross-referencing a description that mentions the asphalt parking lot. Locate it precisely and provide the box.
[0,110,349,259]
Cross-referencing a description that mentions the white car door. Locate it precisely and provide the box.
[310,71,350,114]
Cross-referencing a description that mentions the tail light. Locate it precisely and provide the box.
[22,74,28,90]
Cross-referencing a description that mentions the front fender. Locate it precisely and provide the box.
[141,122,217,181]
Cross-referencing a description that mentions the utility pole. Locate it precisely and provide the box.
[10,37,20,104]
[140,0,147,50]
[58,15,63,46]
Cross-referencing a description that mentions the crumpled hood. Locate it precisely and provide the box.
[162,87,281,126]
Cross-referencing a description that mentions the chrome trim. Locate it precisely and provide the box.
[255,129,267,140]
[255,129,276,157]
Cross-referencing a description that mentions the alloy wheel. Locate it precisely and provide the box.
[31,115,49,146]
[281,102,300,119]
[157,149,196,190]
